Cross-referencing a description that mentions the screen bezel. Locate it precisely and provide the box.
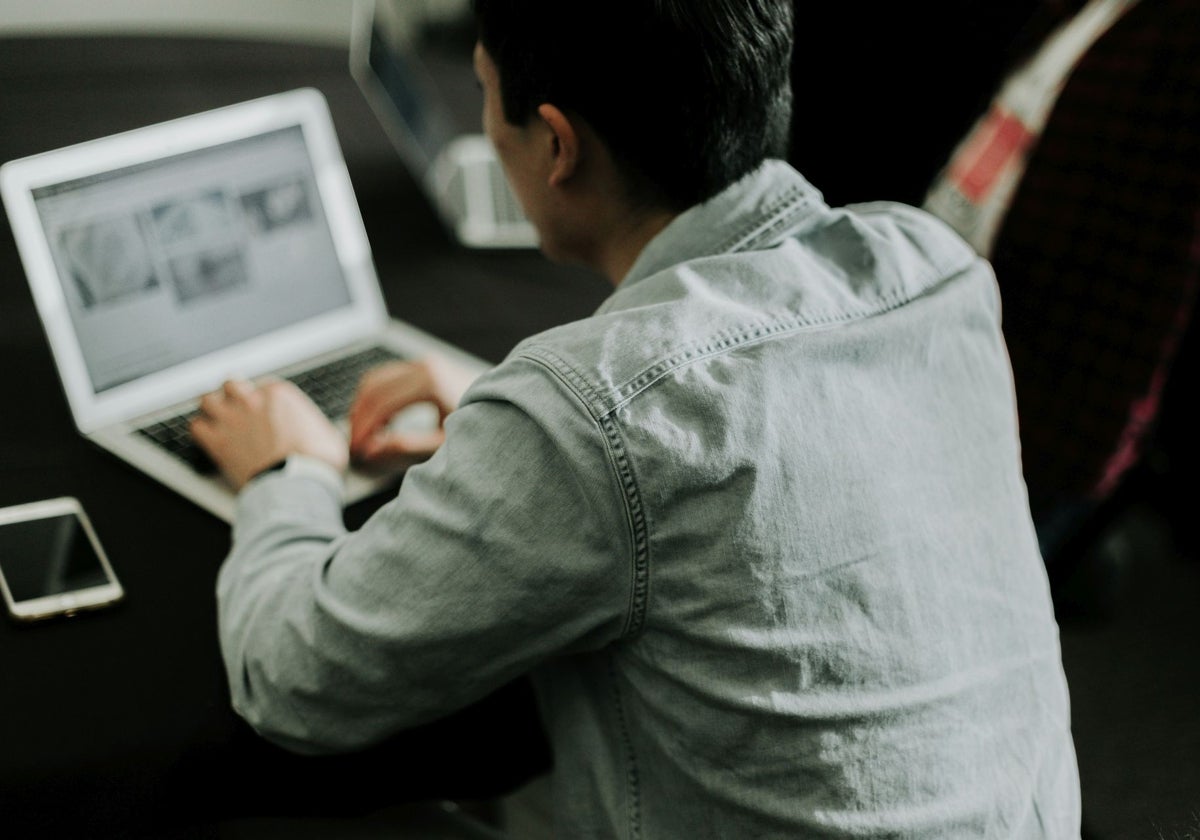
[0,87,387,433]
[349,0,456,176]
[0,497,124,622]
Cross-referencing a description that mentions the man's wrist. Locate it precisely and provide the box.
[248,457,288,482]
[244,453,344,493]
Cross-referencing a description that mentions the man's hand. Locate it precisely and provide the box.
[191,379,348,491]
[349,356,476,464]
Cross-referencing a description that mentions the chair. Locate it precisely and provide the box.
[984,0,1200,610]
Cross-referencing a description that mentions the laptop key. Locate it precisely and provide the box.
[136,345,404,475]
[137,412,217,474]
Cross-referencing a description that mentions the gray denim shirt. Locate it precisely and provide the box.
[219,160,1080,838]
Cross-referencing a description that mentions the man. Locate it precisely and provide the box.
[192,0,1081,835]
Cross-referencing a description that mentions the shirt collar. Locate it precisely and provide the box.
[616,160,826,293]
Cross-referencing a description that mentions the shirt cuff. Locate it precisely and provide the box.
[242,453,345,499]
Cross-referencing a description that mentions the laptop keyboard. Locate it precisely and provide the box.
[138,411,214,472]
[286,345,403,420]
[136,345,404,474]
[489,164,527,225]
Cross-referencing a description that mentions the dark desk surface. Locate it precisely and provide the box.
[0,34,608,837]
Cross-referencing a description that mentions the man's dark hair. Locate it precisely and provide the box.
[472,0,794,212]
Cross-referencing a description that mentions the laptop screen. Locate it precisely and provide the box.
[355,0,491,170]
[31,125,352,394]
[368,25,454,170]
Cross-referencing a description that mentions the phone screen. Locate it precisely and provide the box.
[0,512,113,604]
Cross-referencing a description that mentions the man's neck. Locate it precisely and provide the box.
[594,208,677,286]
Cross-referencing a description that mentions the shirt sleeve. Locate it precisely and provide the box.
[216,355,635,754]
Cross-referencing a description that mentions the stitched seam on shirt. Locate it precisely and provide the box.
[516,349,650,640]
[599,413,650,638]
[607,297,903,410]
[520,345,607,415]
[606,259,976,410]
[608,654,643,840]
[712,186,808,255]
[606,196,980,405]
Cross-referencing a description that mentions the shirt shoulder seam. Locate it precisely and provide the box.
[607,256,978,413]
[515,348,651,640]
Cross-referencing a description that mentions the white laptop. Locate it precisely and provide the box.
[0,87,489,522]
[350,0,538,249]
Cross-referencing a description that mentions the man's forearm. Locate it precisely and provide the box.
[217,469,355,753]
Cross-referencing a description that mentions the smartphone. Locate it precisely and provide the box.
[0,497,124,622]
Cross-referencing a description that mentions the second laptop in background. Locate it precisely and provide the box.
[350,0,537,249]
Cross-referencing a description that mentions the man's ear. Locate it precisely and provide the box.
[537,104,580,187]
